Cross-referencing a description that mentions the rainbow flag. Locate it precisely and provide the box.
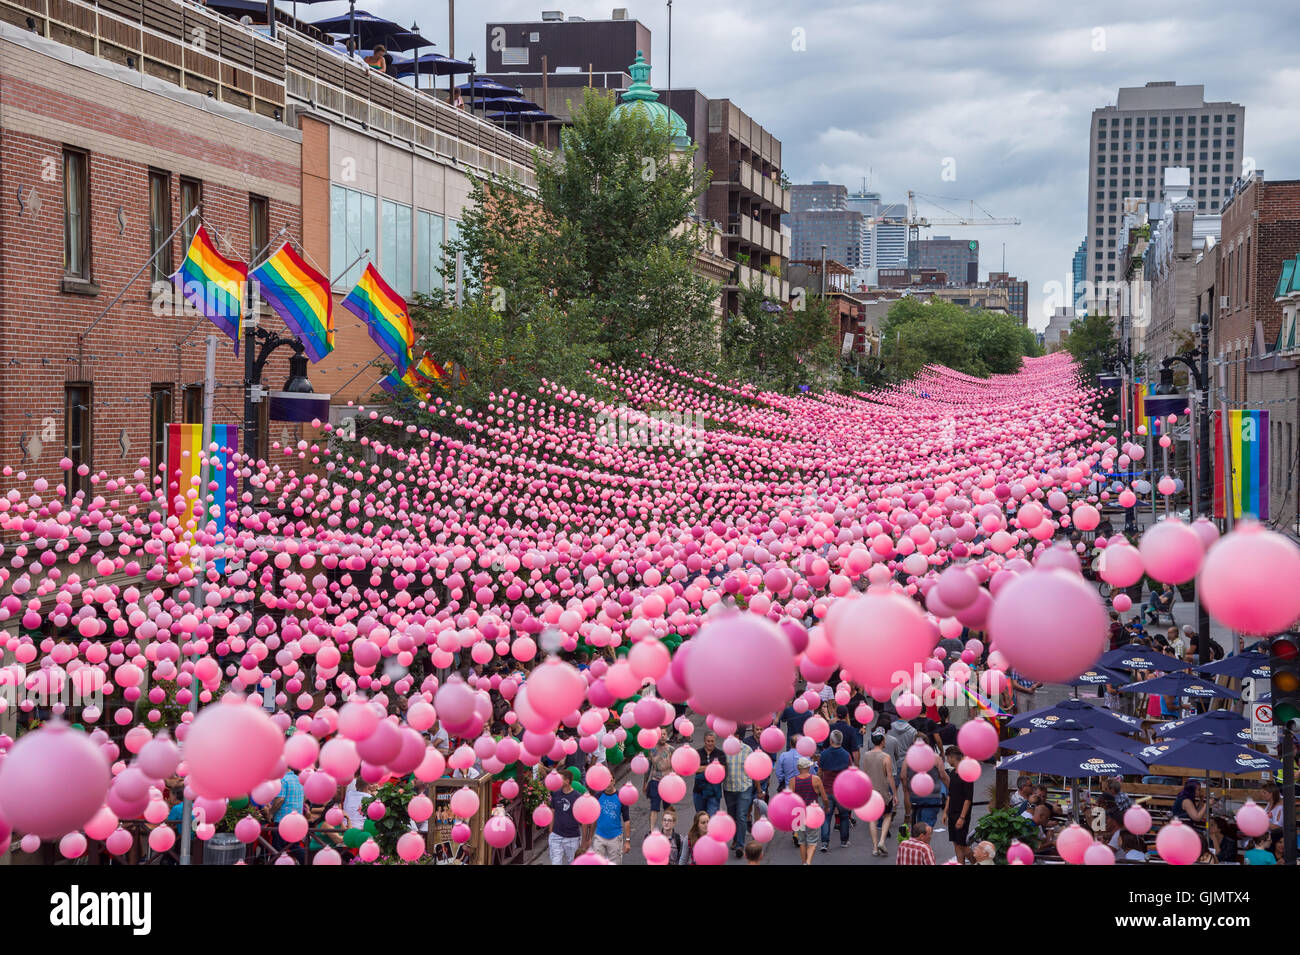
[1214,409,1270,520]
[1132,381,1151,433]
[172,225,246,347]
[164,423,238,573]
[415,352,447,388]
[380,367,431,403]
[249,243,334,363]
[342,264,415,373]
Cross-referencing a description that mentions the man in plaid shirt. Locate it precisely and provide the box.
[897,821,936,865]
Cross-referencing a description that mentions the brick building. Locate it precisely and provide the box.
[0,12,300,494]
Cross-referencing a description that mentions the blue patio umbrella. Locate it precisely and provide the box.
[1153,709,1249,739]
[1132,735,1280,774]
[1066,665,1130,687]
[1100,643,1186,672]
[312,9,432,52]
[1196,651,1270,681]
[1001,719,1141,755]
[456,78,521,98]
[1120,671,1240,700]
[389,53,474,78]
[996,740,1150,778]
[487,110,558,122]
[1008,698,1143,733]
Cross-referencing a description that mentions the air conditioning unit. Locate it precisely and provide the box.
[1219,295,1229,309]
[541,10,565,21]
[612,7,629,18]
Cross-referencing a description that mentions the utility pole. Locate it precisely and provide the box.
[666,1,672,91]
[448,0,454,57]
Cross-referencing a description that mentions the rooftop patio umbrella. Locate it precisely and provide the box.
[1120,671,1241,700]
[487,109,558,122]
[389,52,474,78]
[1153,709,1249,740]
[997,740,1150,822]
[1196,651,1270,681]
[1100,643,1187,672]
[1001,719,1142,755]
[1134,735,1280,775]
[456,78,521,97]
[1008,698,1144,734]
[1066,666,1130,688]
[312,8,430,57]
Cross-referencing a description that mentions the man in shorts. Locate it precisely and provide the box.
[943,745,975,864]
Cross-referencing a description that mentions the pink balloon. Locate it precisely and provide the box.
[1083,841,1115,865]
[682,614,795,723]
[1055,823,1092,864]
[957,719,999,760]
[1123,805,1152,835]
[657,773,686,804]
[832,768,872,809]
[1006,839,1034,865]
[642,830,671,864]
[184,702,284,799]
[483,813,516,848]
[397,831,425,861]
[692,835,728,865]
[1155,819,1201,864]
[1235,800,1270,838]
[988,569,1105,683]
[1198,525,1300,635]
[0,723,111,839]
[826,593,931,691]
[1139,519,1203,585]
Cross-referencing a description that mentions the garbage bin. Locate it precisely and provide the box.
[202,832,244,865]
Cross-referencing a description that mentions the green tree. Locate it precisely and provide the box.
[721,279,838,392]
[879,298,1035,380]
[1062,311,1116,380]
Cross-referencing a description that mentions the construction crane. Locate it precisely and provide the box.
[871,191,1020,244]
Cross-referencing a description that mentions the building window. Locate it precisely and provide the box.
[180,177,202,251]
[65,384,93,498]
[249,194,269,262]
[330,184,376,289]
[150,384,172,475]
[415,210,445,294]
[380,199,413,299]
[63,148,91,279]
[149,170,173,282]
[182,384,203,424]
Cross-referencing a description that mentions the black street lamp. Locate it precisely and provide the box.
[242,326,318,474]
[468,53,476,115]
[1160,310,1212,665]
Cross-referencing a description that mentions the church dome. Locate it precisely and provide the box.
[609,50,691,149]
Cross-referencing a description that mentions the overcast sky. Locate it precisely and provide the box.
[315,0,1300,329]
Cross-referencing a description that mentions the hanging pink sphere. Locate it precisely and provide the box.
[532,805,553,828]
[105,828,133,855]
[987,569,1105,683]
[450,787,481,819]
[1083,841,1115,865]
[910,773,934,797]
[184,702,284,799]
[277,812,308,843]
[1056,823,1092,864]
[905,743,935,774]
[1138,520,1203,584]
[1006,839,1034,865]
[148,827,175,853]
[359,839,380,862]
[59,832,88,859]
[751,818,775,843]
[957,757,981,782]
[682,614,795,723]
[642,830,671,864]
[832,768,872,809]
[526,660,587,722]
[573,793,601,825]
[827,593,932,691]
[0,723,111,838]
[895,692,922,720]
[1112,593,1132,613]
[396,831,425,861]
[1198,525,1300,635]
[768,790,805,831]
[692,835,728,865]
[707,812,736,843]
[1155,819,1201,864]
[1098,542,1143,588]
[234,815,261,843]
[1123,805,1152,835]
[1235,800,1270,838]
[657,773,686,804]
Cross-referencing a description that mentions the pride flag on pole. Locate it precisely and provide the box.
[165,423,239,572]
[172,225,247,348]
[1214,409,1269,519]
[342,264,415,373]
[249,243,334,363]
[1132,381,1150,433]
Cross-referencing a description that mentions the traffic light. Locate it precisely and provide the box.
[1270,632,1300,728]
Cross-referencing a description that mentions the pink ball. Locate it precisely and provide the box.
[751,818,775,843]
[827,594,931,691]
[586,764,612,793]
[1198,525,1300,635]
[988,569,1105,683]
[1056,823,1092,864]
[857,790,884,821]
[1155,819,1201,864]
[957,719,999,760]
[905,744,935,774]
[682,614,795,723]
[832,768,872,809]
[573,793,601,825]
[148,827,175,853]
[744,750,772,781]
[1139,520,1203,585]
[527,660,587,722]
[277,812,308,843]
[1124,805,1152,835]
[768,790,805,831]
[0,723,111,838]
[657,773,686,804]
[957,757,981,782]
[909,773,934,797]
[359,839,380,862]
[532,805,553,828]
[184,702,284,799]
[692,835,728,865]
[450,787,480,819]
[397,831,425,861]
[59,831,87,859]
[642,830,671,864]
[483,813,516,848]
[105,828,133,855]
[894,692,922,720]
[707,812,736,843]
[1112,593,1132,613]
[1006,839,1034,865]
[1097,542,1143,588]
[234,815,261,843]
[1083,841,1115,865]
[1235,800,1270,838]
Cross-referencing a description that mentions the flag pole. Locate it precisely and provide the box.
[178,333,217,865]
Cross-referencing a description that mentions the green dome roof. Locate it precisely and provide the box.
[610,50,691,149]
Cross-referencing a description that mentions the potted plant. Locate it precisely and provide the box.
[971,808,1040,864]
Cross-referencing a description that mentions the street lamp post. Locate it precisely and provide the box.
[242,324,311,476]
[1160,310,1212,665]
